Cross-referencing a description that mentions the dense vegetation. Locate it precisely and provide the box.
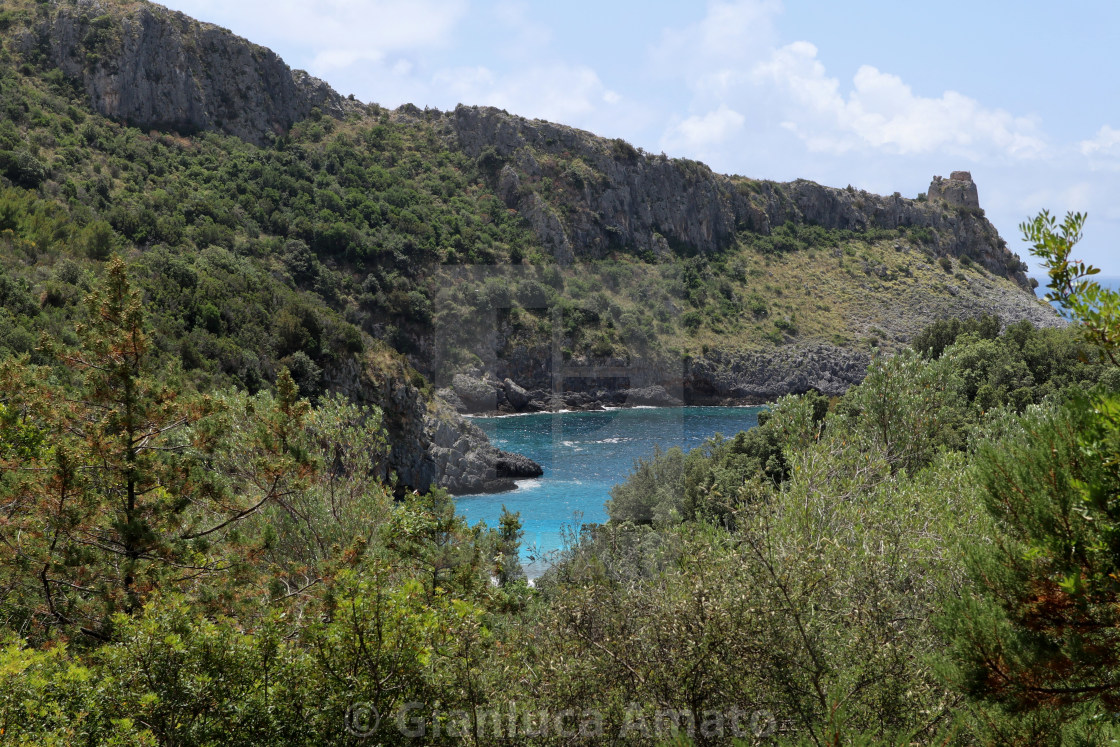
[0,3,1029,400]
[2,4,1120,743]
[1,216,1118,744]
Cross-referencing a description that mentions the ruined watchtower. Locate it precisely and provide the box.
[927,170,980,209]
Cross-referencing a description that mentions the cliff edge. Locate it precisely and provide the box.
[18,0,354,145]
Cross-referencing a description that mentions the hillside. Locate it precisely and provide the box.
[0,0,1062,465]
[7,4,1120,743]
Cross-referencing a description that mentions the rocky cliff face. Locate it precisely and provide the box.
[928,171,980,209]
[441,105,1031,289]
[444,105,740,264]
[28,0,352,145]
[323,353,540,495]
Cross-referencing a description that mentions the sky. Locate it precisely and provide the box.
[159,0,1120,276]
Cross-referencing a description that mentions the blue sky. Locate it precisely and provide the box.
[160,0,1120,276]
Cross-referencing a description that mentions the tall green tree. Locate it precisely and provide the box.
[940,213,1120,744]
[0,258,310,641]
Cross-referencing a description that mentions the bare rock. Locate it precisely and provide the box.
[503,378,531,409]
[621,385,683,407]
[452,373,498,412]
[37,3,356,146]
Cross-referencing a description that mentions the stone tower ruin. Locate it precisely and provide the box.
[928,170,980,209]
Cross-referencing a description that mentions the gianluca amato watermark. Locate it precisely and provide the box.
[344,700,777,740]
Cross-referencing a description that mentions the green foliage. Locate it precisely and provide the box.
[935,212,1120,742]
[912,316,1114,416]
[939,394,1120,744]
[911,314,1001,359]
[3,25,1118,742]
[839,349,963,473]
[0,262,323,641]
[1024,210,1120,364]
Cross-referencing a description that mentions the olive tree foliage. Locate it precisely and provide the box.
[835,349,964,475]
[1023,210,1119,364]
[534,352,988,745]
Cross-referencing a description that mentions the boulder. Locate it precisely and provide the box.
[503,378,532,409]
[452,373,498,412]
[494,451,544,479]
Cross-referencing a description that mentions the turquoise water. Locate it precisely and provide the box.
[455,406,763,576]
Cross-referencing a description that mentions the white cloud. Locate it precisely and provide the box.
[661,105,746,153]
[165,0,468,72]
[751,42,1047,159]
[652,0,782,77]
[1081,125,1120,165]
[432,64,619,123]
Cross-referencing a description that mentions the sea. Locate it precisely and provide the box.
[1033,275,1120,313]
[455,406,763,578]
[455,276,1119,578]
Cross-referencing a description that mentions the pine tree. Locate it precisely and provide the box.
[940,213,1120,743]
[0,258,310,641]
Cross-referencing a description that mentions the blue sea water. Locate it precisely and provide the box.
[455,406,763,577]
[1033,276,1120,314]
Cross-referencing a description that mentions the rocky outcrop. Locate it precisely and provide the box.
[324,353,541,495]
[426,412,542,494]
[440,345,873,414]
[439,105,1031,289]
[29,0,354,145]
[928,171,980,209]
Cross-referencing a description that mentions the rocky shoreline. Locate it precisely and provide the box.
[437,342,874,416]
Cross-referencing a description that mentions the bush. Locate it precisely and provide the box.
[79,220,117,260]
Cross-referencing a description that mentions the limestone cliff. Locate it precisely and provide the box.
[25,0,353,145]
[323,353,541,495]
[440,106,1031,289]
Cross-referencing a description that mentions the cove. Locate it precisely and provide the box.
[455,406,764,577]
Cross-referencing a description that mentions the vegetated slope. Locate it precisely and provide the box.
[0,0,1061,428]
[0,0,543,494]
[434,107,1062,410]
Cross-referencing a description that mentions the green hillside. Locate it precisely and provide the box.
[2,2,1120,744]
[0,0,1062,420]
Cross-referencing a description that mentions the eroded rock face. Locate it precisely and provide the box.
[324,354,541,495]
[446,106,738,263]
[441,106,1031,289]
[928,171,980,210]
[38,2,353,145]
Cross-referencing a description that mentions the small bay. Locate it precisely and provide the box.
[455,406,764,576]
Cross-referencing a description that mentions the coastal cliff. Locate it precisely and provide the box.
[19,0,354,145]
[0,0,1064,480]
[442,106,1030,288]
